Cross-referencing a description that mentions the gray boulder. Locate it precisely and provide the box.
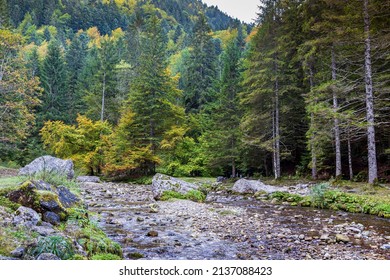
[231,179,279,194]
[152,173,199,200]
[10,247,25,258]
[19,155,74,179]
[56,185,80,208]
[42,211,61,226]
[76,176,100,183]
[12,206,41,227]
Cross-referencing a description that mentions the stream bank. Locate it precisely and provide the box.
[81,182,390,260]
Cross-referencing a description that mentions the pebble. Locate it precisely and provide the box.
[146,231,158,237]
[336,234,350,243]
[380,244,390,250]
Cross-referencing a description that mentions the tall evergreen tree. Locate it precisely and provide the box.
[105,14,185,176]
[182,13,218,113]
[39,40,69,123]
[203,33,243,177]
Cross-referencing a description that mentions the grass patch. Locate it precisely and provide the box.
[0,176,26,189]
[160,189,206,203]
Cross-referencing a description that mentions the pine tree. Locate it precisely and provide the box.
[65,33,88,123]
[182,13,218,113]
[203,33,243,177]
[39,40,69,123]
[105,14,185,176]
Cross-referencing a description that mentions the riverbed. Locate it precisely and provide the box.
[81,182,390,260]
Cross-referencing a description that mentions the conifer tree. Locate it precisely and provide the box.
[203,33,243,177]
[39,40,69,123]
[182,13,218,113]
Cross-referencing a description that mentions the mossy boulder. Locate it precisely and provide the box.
[6,181,81,225]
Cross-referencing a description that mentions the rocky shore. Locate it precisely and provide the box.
[82,181,390,260]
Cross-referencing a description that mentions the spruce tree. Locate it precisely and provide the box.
[203,33,243,177]
[39,40,69,123]
[182,13,218,113]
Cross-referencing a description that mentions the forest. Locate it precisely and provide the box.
[1,0,390,184]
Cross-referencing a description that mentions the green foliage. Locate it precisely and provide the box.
[29,236,74,260]
[41,115,112,175]
[0,196,20,211]
[160,189,206,203]
[181,13,218,113]
[0,29,41,162]
[91,253,122,260]
[39,40,69,123]
[185,189,206,202]
[160,190,186,201]
[310,182,330,208]
[76,221,122,258]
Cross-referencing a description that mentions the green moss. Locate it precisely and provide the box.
[160,190,206,202]
[160,191,186,201]
[72,254,88,260]
[76,222,122,258]
[91,253,122,260]
[185,190,206,202]
[0,196,20,211]
[128,252,144,259]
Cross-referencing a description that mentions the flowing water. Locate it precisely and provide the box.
[81,182,390,260]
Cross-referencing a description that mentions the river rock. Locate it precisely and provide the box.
[76,176,100,183]
[152,173,199,200]
[12,206,41,227]
[336,234,350,243]
[380,244,390,250]
[19,155,74,179]
[37,253,60,260]
[43,211,61,226]
[10,247,25,258]
[231,179,279,194]
[55,185,80,208]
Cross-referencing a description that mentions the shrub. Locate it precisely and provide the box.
[30,236,74,260]
[310,183,330,208]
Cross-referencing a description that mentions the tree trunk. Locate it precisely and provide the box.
[100,72,106,122]
[363,0,378,184]
[332,47,342,178]
[309,65,317,180]
[231,138,236,177]
[274,72,281,179]
[347,128,353,180]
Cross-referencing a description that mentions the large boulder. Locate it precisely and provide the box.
[19,155,74,179]
[151,173,199,200]
[231,179,279,194]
